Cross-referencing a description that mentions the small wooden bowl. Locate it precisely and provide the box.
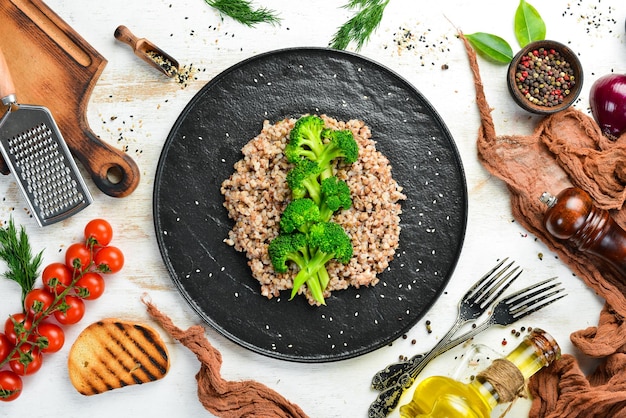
[507,40,583,115]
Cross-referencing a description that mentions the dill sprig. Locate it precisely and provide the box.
[0,218,43,305]
[330,0,390,51]
[205,0,281,27]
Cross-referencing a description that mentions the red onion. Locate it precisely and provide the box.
[589,73,626,139]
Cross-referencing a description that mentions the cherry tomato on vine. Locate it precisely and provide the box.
[24,288,55,320]
[9,345,42,376]
[53,295,85,325]
[0,370,22,402]
[65,243,92,271]
[74,272,105,300]
[32,322,65,353]
[42,262,74,296]
[84,219,113,247]
[0,333,13,363]
[4,314,32,345]
[94,246,124,273]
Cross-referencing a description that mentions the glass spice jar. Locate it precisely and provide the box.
[398,328,560,418]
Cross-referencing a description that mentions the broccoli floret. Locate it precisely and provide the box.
[269,230,326,304]
[290,221,353,304]
[285,117,359,175]
[275,115,359,305]
[268,232,324,304]
[317,128,359,178]
[268,232,309,274]
[319,177,352,222]
[285,159,322,203]
[279,198,321,234]
[285,117,359,202]
[285,115,326,163]
[308,221,353,264]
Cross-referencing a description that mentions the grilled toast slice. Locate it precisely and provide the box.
[68,318,170,396]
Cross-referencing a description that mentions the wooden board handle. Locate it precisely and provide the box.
[74,128,140,198]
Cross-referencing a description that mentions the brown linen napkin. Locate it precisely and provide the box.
[528,352,626,418]
[571,304,626,358]
[528,305,626,417]
[141,296,309,418]
[459,32,626,417]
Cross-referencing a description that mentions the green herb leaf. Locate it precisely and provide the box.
[205,0,280,27]
[0,218,43,305]
[465,32,514,64]
[514,0,546,47]
[330,0,390,51]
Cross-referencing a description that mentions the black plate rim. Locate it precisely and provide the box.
[153,46,468,362]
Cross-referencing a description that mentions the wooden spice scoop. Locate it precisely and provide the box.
[114,25,180,78]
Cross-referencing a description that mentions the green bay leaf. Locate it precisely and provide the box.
[514,0,546,47]
[465,32,513,64]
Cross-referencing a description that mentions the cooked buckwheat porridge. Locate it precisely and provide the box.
[220,115,406,305]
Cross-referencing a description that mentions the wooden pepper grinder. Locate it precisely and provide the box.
[540,187,626,278]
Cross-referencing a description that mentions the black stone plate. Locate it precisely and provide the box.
[153,48,467,363]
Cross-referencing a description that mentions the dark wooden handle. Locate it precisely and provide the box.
[543,187,626,277]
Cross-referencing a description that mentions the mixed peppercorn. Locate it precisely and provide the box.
[514,47,576,107]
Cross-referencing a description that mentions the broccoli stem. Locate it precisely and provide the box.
[319,206,334,223]
[317,153,339,180]
[290,249,335,304]
[317,267,331,290]
[287,252,308,271]
[306,275,325,305]
[302,178,321,205]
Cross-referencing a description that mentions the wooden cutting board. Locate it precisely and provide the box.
[0,0,139,197]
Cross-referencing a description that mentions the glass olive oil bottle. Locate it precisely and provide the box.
[399,328,560,418]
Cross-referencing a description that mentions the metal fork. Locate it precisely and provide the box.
[367,277,567,418]
[442,276,566,352]
[370,276,566,392]
[370,258,519,392]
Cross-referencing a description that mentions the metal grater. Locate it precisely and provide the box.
[0,105,92,226]
[0,47,92,226]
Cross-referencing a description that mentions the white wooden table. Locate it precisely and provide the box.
[0,0,623,416]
